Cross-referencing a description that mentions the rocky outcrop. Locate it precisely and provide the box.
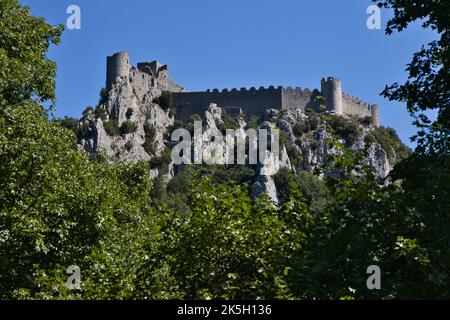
[76,73,402,203]
[79,68,175,163]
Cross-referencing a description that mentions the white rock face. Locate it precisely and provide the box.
[78,74,401,202]
[364,142,391,179]
[79,70,175,163]
[277,109,394,179]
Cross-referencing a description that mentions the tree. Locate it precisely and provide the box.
[137,177,305,300]
[374,0,450,155]
[0,0,63,108]
[0,103,155,299]
[0,1,155,299]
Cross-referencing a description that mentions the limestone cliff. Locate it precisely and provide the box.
[75,74,408,204]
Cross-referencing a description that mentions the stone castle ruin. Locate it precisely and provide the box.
[106,52,380,126]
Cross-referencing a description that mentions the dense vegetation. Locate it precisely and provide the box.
[0,0,448,300]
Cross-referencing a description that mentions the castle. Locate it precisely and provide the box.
[106,52,380,127]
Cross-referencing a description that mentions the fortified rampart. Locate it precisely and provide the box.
[105,52,380,127]
[173,87,282,121]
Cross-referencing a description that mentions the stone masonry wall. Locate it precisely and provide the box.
[173,87,283,121]
[342,93,373,118]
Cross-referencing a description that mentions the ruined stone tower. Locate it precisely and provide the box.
[321,77,343,115]
[371,104,380,127]
[106,52,130,89]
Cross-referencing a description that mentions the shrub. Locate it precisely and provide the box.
[293,114,320,137]
[100,88,109,103]
[143,123,156,155]
[246,115,261,129]
[120,121,138,135]
[190,114,202,122]
[372,126,411,162]
[307,114,320,131]
[104,120,119,136]
[217,110,240,134]
[359,116,373,126]
[60,117,79,133]
[328,116,360,145]
[310,139,321,151]
[364,133,376,145]
[153,91,173,110]
[293,122,305,137]
[125,141,133,152]
[82,106,94,117]
[149,149,172,169]
[280,131,302,167]
[95,107,108,121]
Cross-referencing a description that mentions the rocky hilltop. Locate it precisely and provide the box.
[67,61,410,204]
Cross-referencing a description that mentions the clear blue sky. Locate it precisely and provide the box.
[20,0,438,147]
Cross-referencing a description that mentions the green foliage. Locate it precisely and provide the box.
[94,106,107,121]
[217,110,240,134]
[137,178,304,300]
[58,117,92,141]
[292,114,320,137]
[327,115,361,145]
[0,104,153,299]
[143,123,156,155]
[153,91,173,111]
[359,116,373,126]
[190,114,202,122]
[279,130,302,167]
[0,0,63,107]
[370,126,411,162]
[59,116,79,134]
[274,168,331,214]
[198,165,256,185]
[148,149,172,169]
[374,0,450,155]
[125,140,133,151]
[120,121,138,135]
[99,88,109,103]
[2,0,450,301]
[246,115,261,129]
[82,106,94,117]
[103,120,119,136]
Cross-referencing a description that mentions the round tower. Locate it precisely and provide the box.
[371,104,380,127]
[106,52,130,89]
[321,77,343,115]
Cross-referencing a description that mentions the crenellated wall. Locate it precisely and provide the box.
[105,52,380,126]
[173,86,284,121]
[281,87,319,111]
[342,93,371,117]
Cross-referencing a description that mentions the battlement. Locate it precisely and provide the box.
[201,86,313,95]
[321,77,341,83]
[342,92,371,108]
[105,52,380,126]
